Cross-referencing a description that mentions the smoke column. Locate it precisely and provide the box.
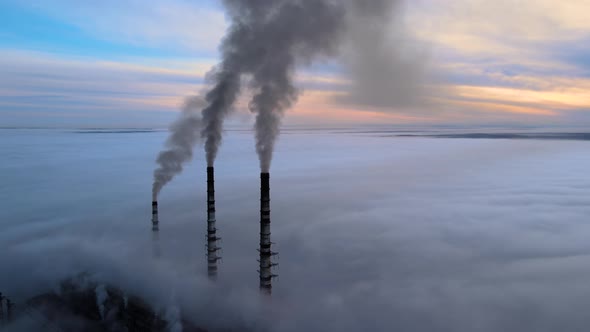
[152,96,204,200]
[153,0,416,190]
[220,0,401,172]
[198,1,274,167]
[200,70,241,167]
[199,0,335,171]
[230,0,344,171]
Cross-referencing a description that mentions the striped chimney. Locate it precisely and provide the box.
[151,201,159,231]
[207,167,221,279]
[259,172,277,294]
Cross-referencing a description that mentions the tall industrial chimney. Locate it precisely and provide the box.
[0,292,4,323]
[207,167,221,279]
[151,201,159,232]
[259,172,277,294]
[152,227,161,258]
[5,298,12,322]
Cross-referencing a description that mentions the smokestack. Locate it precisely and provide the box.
[259,172,277,294]
[152,228,161,258]
[5,298,12,322]
[152,201,159,232]
[207,167,221,279]
[0,292,4,323]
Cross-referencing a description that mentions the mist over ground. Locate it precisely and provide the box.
[1,128,590,331]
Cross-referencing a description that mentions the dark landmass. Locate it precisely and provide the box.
[395,132,590,141]
[1,275,227,332]
[71,129,161,134]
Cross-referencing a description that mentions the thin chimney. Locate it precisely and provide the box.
[259,172,277,294]
[0,292,4,323]
[152,201,159,232]
[207,167,221,279]
[152,227,161,258]
[5,298,12,322]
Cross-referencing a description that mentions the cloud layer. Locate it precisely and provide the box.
[1,129,590,331]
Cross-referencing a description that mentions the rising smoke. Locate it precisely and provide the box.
[152,96,205,200]
[154,0,418,190]
[238,0,345,172]
[222,0,405,172]
[200,68,241,167]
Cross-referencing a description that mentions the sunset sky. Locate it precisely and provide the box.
[1,0,589,128]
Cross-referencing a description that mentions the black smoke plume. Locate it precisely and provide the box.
[154,0,420,183]
[221,0,410,171]
[200,69,241,167]
[243,0,344,171]
[152,96,204,200]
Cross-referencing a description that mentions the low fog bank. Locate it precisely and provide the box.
[1,129,590,331]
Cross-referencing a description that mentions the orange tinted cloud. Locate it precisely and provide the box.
[287,90,437,124]
[453,85,590,111]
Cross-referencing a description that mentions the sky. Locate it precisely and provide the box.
[1,0,589,128]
